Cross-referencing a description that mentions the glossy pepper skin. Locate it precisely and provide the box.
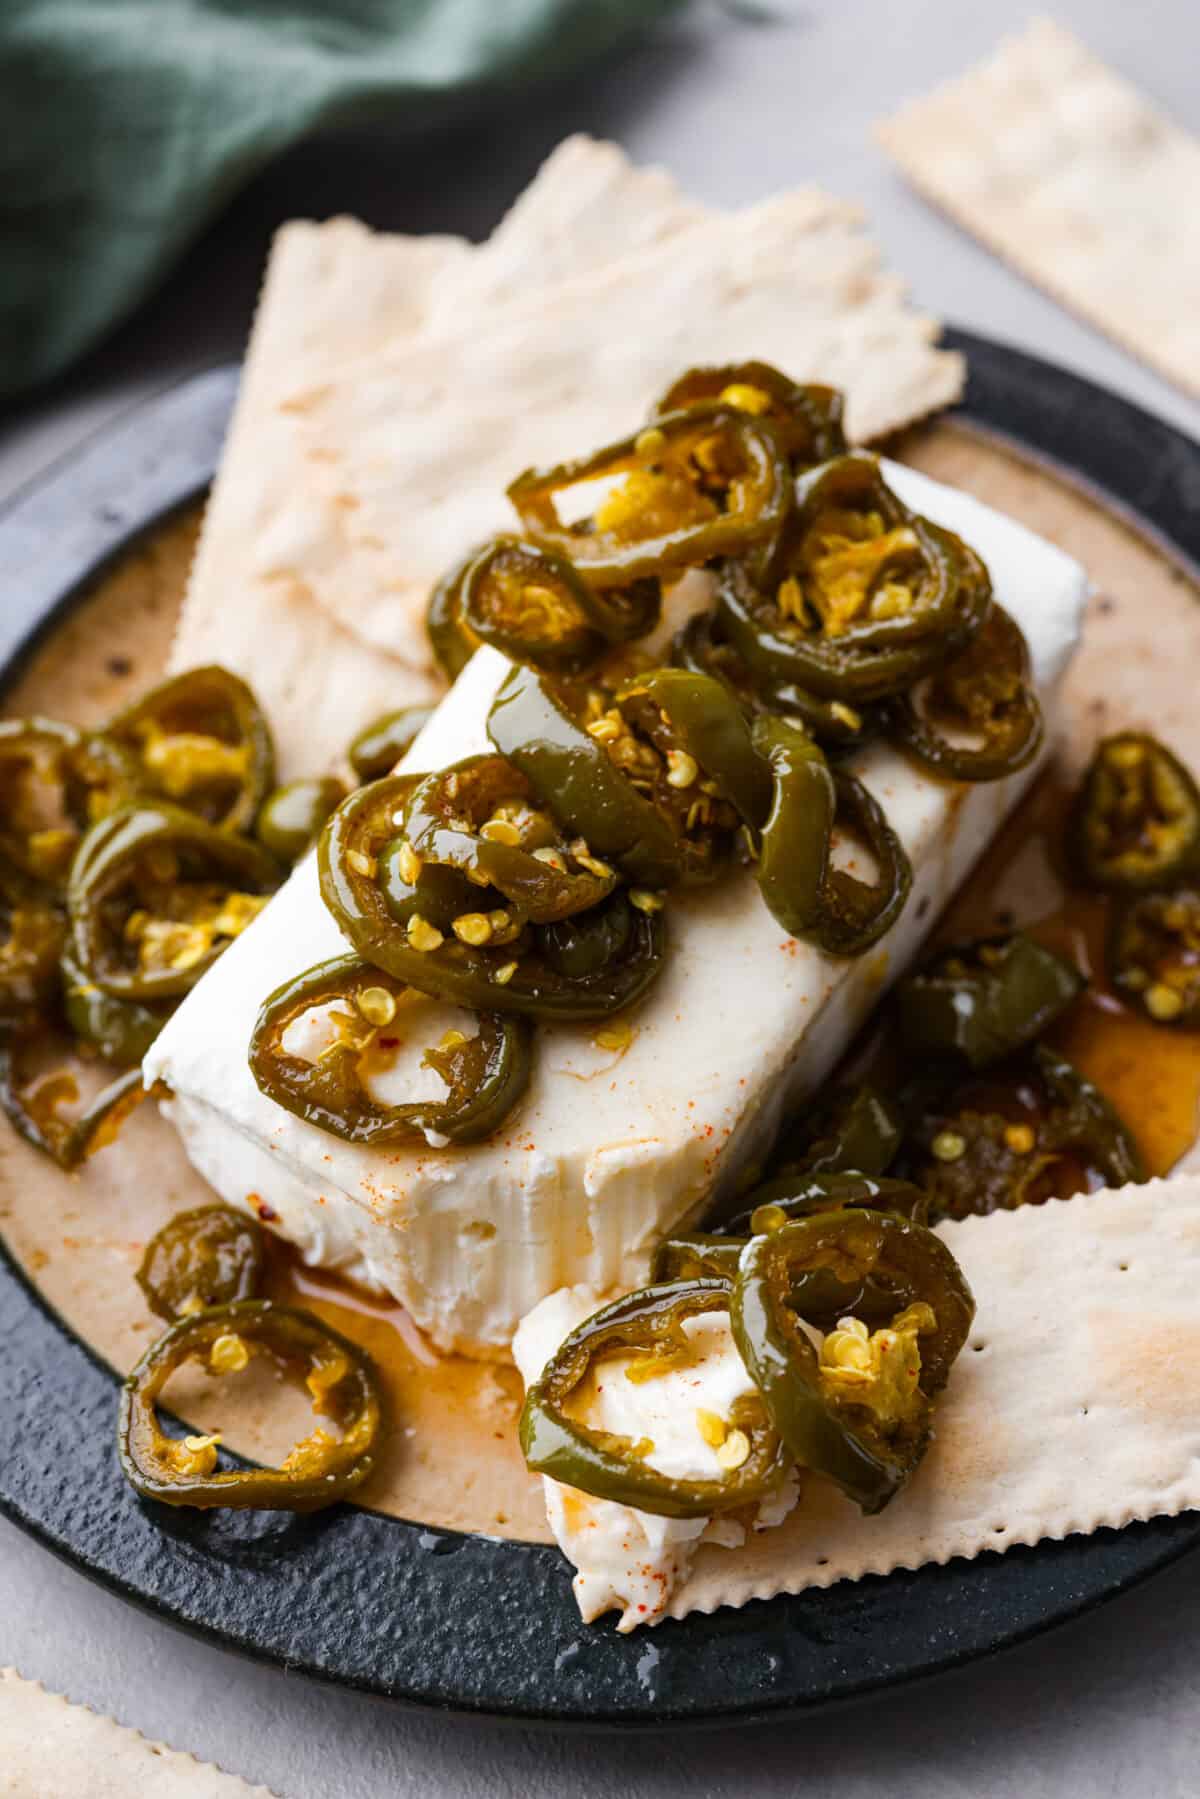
[404,754,616,923]
[889,603,1043,783]
[249,954,532,1146]
[67,802,279,1002]
[59,947,171,1065]
[718,456,990,703]
[1069,732,1200,893]
[117,1299,383,1510]
[651,361,847,467]
[896,933,1084,1070]
[770,1081,904,1182]
[730,1210,975,1513]
[614,667,772,830]
[0,718,142,888]
[519,1279,789,1518]
[507,404,793,588]
[486,663,683,889]
[728,1170,931,1237]
[902,1044,1144,1222]
[320,783,666,1021]
[137,1204,266,1322]
[0,1051,151,1171]
[255,776,347,863]
[347,707,434,783]
[106,666,275,835]
[1108,886,1200,1027]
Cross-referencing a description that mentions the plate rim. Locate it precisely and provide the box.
[2,330,1200,1727]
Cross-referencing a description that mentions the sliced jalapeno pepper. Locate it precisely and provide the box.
[652,362,846,466]
[1069,732,1200,892]
[249,953,532,1146]
[897,933,1084,1069]
[0,719,142,887]
[60,946,171,1065]
[0,863,65,1036]
[901,1044,1144,1222]
[507,404,792,588]
[729,1170,930,1236]
[255,776,347,863]
[519,1279,788,1518]
[719,456,990,702]
[614,667,772,830]
[486,663,683,888]
[348,707,435,783]
[650,1233,746,1285]
[117,1299,382,1510]
[137,1204,266,1322]
[1109,886,1200,1026]
[404,754,616,923]
[0,1048,152,1170]
[107,666,274,834]
[770,1081,903,1181]
[889,603,1042,783]
[67,803,279,1002]
[731,1210,975,1513]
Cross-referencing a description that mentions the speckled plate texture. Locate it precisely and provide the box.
[2,336,1200,1725]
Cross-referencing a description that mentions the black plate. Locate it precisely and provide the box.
[3,334,1200,1727]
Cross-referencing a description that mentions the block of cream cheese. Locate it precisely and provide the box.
[145,463,1087,1355]
[512,1285,802,1630]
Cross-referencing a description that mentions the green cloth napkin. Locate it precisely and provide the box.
[0,0,680,402]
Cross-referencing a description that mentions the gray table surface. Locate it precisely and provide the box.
[3,2,1199,1793]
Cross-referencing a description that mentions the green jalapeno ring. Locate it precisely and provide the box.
[405,753,616,923]
[0,862,66,1036]
[137,1204,266,1322]
[507,404,793,589]
[750,715,837,940]
[249,953,532,1146]
[614,666,772,830]
[730,1210,975,1514]
[896,932,1085,1070]
[107,665,275,835]
[59,946,172,1065]
[724,1170,931,1237]
[486,662,683,889]
[650,1234,746,1285]
[520,1279,789,1519]
[0,1047,152,1171]
[0,718,144,888]
[67,802,280,1001]
[1068,731,1200,893]
[652,362,847,467]
[255,776,348,863]
[889,603,1043,784]
[1108,886,1200,1027]
[426,548,483,682]
[813,771,913,957]
[117,1299,383,1511]
[459,536,610,672]
[348,707,436,783]
[770,1081,903,1182]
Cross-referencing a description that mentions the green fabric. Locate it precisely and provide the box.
[0,1,680,402]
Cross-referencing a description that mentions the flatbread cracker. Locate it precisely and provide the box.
[879,17,1200,399]
[0,1668,279,1798]
[172,137,704,774]
[286,190,962,661]
[670,1176,1200,1619]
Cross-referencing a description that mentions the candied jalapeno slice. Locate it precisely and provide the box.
[249,953,532,1146]
[650,1233,746,1285]
[60,946,171,1065]
[0,862,65,1036]
[107,666,274,834]
[67,803,279,1001]
[255,776,348,863]
[900,1044,1145,1222]
[459,537,609,672]
[1069,732,1200,892]
[137,1204,266,1322]
[405,753,616,924]
[347,706,435,783]
[426,547,483,682]
[506,404,792,587]
[486,662,683,889]
[613,666,772,830]
[117,1299,383,1510]
[889,602,1043,782]
[770,1081,903,1181]
[0,718,142,887]
[652,362,847,466]
[730,1210,975,1513]
[896,933,1084,1070]
[1109,886,1200,1026]
[519,1279,788,1518]
[0,1046,152,1170]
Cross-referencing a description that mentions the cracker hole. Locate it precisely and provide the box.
[1118,1261,1130,1272]
[993,1525,1006,1534]
[972,1342,987,1353]
[816,1556,829,1567]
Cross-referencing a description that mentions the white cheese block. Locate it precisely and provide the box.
[145,464,1087,1355]
[512,1285,802,1631]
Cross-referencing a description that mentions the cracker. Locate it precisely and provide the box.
[171,137,703,774]
[878,17,1200,399]
[285,190,962,660]
[669,1175,1200,1620]
[0,1668,279,1798]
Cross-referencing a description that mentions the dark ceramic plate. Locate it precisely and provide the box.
[2,335,1200,1727]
